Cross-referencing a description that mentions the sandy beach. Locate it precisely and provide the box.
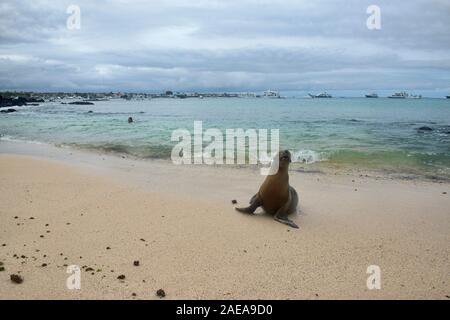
[0,141,449,300]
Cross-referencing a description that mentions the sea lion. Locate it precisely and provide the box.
[235,150,299,228]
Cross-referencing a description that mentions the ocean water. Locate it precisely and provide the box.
[1,98,450,179]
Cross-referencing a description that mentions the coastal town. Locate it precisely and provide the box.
[2,89,449,112]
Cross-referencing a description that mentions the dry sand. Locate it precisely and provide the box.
[0,142,449,299]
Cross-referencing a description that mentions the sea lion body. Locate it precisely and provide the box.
[235,150,299,228]
[259,171,289,214]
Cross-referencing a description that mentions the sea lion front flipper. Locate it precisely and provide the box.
[274,216,299,229]
[274,194,299,229]
[235,193,262,214]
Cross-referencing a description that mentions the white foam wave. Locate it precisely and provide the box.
[0,135,44,145]
[292,149,326,164]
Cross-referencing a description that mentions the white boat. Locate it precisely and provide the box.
[365,93,378,98]
[308,92,332,98]
[263,90,280,98]
[388,92,408,99]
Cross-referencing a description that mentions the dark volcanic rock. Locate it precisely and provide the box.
[0,96,42,108]
[10,274,23,284]
[68,101,94,105]
[0,108,17,113]
[156,289,166,298]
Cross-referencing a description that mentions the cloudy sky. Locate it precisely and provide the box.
[0,0,449,96]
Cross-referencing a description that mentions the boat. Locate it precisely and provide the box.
[410,94,422,99]
[388,92,408,99]
[263,90,280,98]
[365,93,378,98]
[446,96,450,99]
[308,92,332,98]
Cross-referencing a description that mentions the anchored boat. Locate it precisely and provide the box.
[308,92,332,98]
[388,92,408,99]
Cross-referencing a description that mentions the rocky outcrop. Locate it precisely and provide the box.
[0,108,17,113]
[68,101,95,105]
[417,126,433,132]
[0,95,43,108]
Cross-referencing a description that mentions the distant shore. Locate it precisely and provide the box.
[0,140,449,299]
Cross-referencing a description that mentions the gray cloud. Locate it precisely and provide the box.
[0,0,449,95]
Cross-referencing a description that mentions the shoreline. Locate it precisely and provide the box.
[1,138,449,185]
[0,141,449,299]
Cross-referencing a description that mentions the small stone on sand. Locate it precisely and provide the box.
[117,274,126,280]
[231,199,237,204]
[156,289,166,298]
[133,260,140,266]
[10,274,23,284]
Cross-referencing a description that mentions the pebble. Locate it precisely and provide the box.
[10,274,23,284]
[156,289,166,298]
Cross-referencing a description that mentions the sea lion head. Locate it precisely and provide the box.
[278,150,292,169]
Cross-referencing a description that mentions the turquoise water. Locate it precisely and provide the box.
[1,98,450,179]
